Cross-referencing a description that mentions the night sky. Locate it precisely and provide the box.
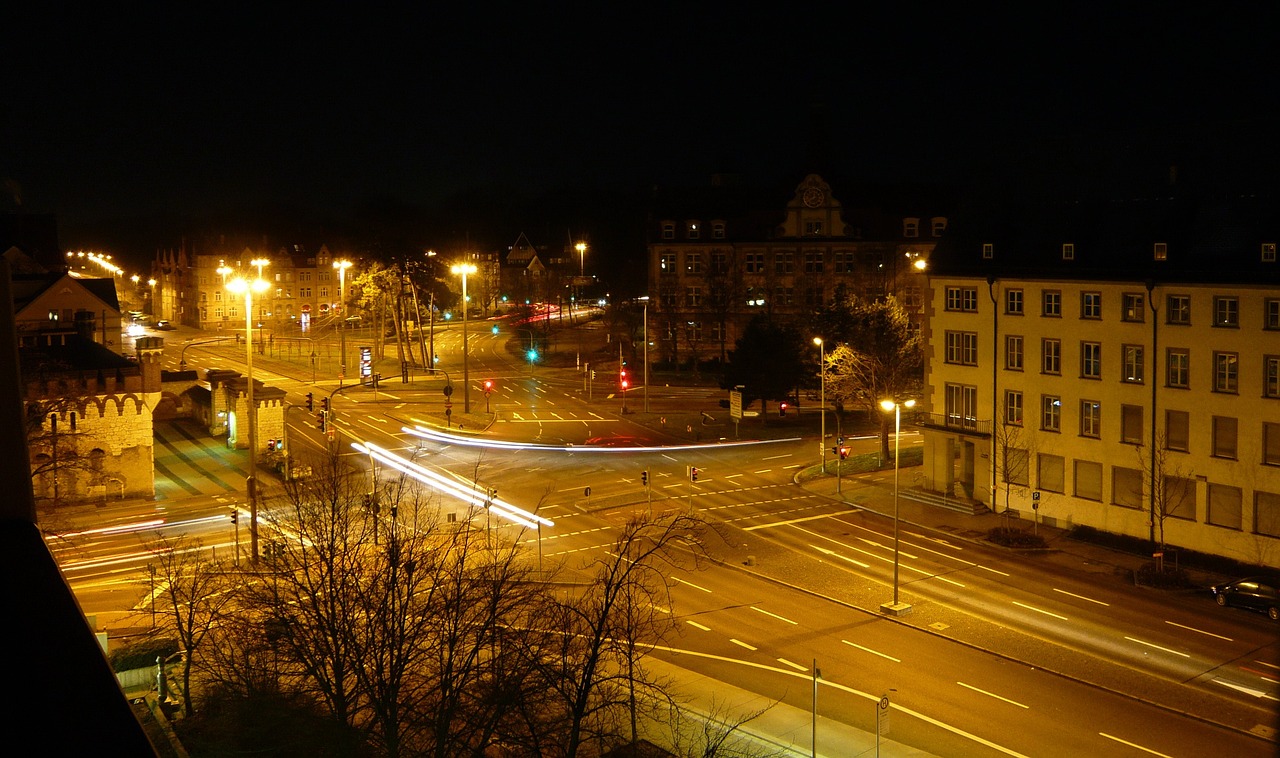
[4,5,1277,262]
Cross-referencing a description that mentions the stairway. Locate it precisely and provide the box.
[900,487,987,516]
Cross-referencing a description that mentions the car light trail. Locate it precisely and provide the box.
[402,424,798,453]
[352,440,553,530]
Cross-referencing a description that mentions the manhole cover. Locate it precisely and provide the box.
[930,622,950,631]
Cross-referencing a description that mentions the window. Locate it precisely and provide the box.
[1208,484,1243,529]
[1212,416,1238,459]
[685,286,703,307]
[833,251,855,273]
[659,253,677,274]
[1042,338,1061,374]
[1122,293,1145,322]
[1038,453,1065,493]
[685,252,703,274]
[1006,335,1023,370]
[686,221,700,240]
[1005,289,1024,315]
[1259,422,1280,466]
[712,221,726,239]
[1004,448,1030,486]
[1122,345,1144,383]
[945,331,979,365]
[744,252,764,273]
[1081,341,1101,379]
[1042,290,1061,317]
[709,251,729,274]
[1081,291,1101,319]
[1164,476,1197,520]
[1075,460,1103,501]
[661,223,675,240]
[1214,296,1239,327]
[773,287,793,306]
[1257,491,1280,537]
[946,286,978,312]
[803,286,824,308]
[300,287,311,297]
[1112,466,1142,508]
[931,217,947,237]
[1154,242,1168,260]
[1166,410,1189,452]
[1268,356,1280,398]
[904,218,919,238]
[774,252,794,274]
[1081,400,1101,438]
[803,251,824,273]
[1167,294,1191,325]
[1062,243,1075,261]
[945,384,978,430]
[1121,404,1143,444]
[1265,242,1278,262]
[1041,395,1061,432]
[1266,299,1280,330]
[804,220,824,236]
[319,286,329,299]
[1005,390,1023,426]
[982,243,994,259]
[1167,348,1190,388]
[1214,351,1238,393]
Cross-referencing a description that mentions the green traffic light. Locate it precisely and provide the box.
[527,349,538,361]
[491,325,499,334]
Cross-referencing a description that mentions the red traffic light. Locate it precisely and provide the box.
[483,379,494,393]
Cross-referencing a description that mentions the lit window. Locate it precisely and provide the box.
[1167,294,1191,325]
[1154,242,1168,260]
[1122,293,1144,322]
[1214,296,1239,327]
[1167,348,1190,388]
[1041,395,1061,431]
[1122,345,1144,383]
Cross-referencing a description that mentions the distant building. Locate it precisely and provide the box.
[176,244,338,332]
[646,174,944,367]
[922,194,1280,564]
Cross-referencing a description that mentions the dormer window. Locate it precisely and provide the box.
[661,223,675,240]
[982,243,994,259]
[712,221,726,239]
[804,220,824,236]
[931,217,947,237]
[1264,242,1277,262]
[903,218,919,238]
[1062,243,1075,261]
[1154,242,1168,261]
[686,221,700,240]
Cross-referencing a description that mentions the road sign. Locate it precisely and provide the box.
[729,390,743,421]
[878,694,890,735]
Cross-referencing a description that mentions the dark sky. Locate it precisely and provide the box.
[4,4,1277,256]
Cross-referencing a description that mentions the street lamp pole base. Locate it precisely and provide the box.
[879,601,913,617]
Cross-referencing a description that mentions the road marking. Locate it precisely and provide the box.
[686,620,711,631]
[777,658,808,672]
[379,392,400,400]
[743,512,847,530]
[841,640,900,662]
[366,416,388,424]
[1012,601,1068,620]
[1052,587,1110,606]
[956,681,1028,708]
[750,606,797,625]
[753,469,772,474]
[1164,620,1231,640]
[1124,636,1190,658]
[762,454,791,460]
[672,576,712,593]
[1213,678,1269,698]
[1099,732,1172,757]
[724,473,743,479]
[811,544,871,568]
[976,565,1011,577]
[730,639,757,651]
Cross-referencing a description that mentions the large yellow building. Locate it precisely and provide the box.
[921,196,1280,565]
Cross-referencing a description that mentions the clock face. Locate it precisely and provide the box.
[802,187,825,208]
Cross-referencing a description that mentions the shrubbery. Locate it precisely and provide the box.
[987,527,1047,549]
[109,637,180,672]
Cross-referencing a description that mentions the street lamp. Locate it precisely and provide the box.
[879,397,916,616]
[227,267,271,565]
[334,259,352,383]
[640,296,650,413]
[814,337,825,473]
[452,262,477,414]
[147,278,157,317]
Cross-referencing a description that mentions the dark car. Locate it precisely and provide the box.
[1211,576,1280,620]
[154,320,174,330]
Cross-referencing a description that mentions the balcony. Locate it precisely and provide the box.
[915,411,992,437]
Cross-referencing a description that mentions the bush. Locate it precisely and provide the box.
[988,527,1047,549]
[110,637,180,672]
[1135,562,1196,589]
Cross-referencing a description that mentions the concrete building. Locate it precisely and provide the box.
[921,195,1280,564]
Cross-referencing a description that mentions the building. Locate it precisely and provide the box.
[174,244,339,332]
[921,195,1280,564]
[646,174,943,367]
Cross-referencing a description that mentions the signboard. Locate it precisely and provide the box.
[730,390,743,421]
[360,346,372,378]
[878,694,890,736]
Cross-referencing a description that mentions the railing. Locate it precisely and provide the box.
[914,411,992,436]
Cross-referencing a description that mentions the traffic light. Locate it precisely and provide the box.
[230,507,238,525]
[483,379,493,395]
[305,392,314,411]
[527,348,538,362]
[266,439,277,452]
[839,446,850,460]
[689,466,699,482]
[641,470,649,486]
[317,411,326,430]
[779,401,789,417]
[620,366,629,390]
[321,396,330,413]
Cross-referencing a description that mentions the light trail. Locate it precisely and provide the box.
[402,424,799,453]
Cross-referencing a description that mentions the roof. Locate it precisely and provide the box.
[929,193,1280,285]
[11,271,121,314]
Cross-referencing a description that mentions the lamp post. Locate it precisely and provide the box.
[879,398,916,616]
[333,259,352,384]
[227,267,270,565]
[640,296,650,413]
[814,337,825,473]
[147,278,157,317]
[452,262,477,414]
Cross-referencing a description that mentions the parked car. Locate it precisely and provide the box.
[154,320,174,330]
[1210,576,1280,620]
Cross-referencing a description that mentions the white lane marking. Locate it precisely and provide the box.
[977,565,1011,577]
[753,469,773,474]
[1213,679,1269,698]
[1012,601,1068,621]
[1052,587,1110,606]
[724,473,744,479]
[956,681,1029,709]
[366,416,388,423]
[743,512,847,530]
[686,620,711,631]
[811,544,871,568]
[730,639,757,651]
[1257,660,1280,671]
[1099,732,1173,757]
[672,576,712,593]
[841,639,901,662]
[1164,620,1231,641]
[749,606,797,625]
[762,454,791,460]
[1124,636,1190,658]
[777,658,808,672]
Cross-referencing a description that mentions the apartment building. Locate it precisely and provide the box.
[184,244,338,332]
[921,196,1280,564]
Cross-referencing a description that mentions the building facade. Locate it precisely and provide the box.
[647,174,942,367]
[921,196,1280,564]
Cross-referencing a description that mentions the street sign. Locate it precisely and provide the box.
[730,390,743,421]
[878,694,890,735]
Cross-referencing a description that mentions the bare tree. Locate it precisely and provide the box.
[992,413,1034,523]
[1135,432,1196,569]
